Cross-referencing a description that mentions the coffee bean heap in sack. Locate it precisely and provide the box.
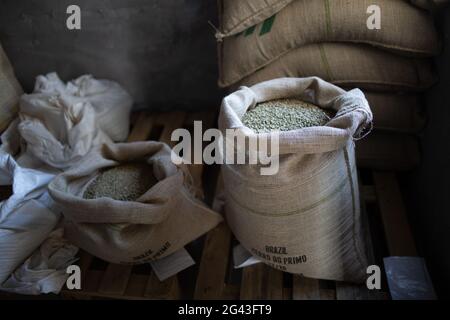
[241,99,330,133]
[83,163,157,201]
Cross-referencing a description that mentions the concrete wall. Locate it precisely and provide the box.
[0,0,223,110]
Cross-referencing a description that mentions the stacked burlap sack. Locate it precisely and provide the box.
[217,0,444,170]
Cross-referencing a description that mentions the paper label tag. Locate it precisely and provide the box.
[150,248,195,281]
[233,244,262,269]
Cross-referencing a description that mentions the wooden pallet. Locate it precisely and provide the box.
[58,113,415,300]
[0,111,419,300]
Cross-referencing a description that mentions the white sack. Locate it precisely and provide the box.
[0,229,78,295]
[33,72,132,142]
[0,150,60,284]
[18,93,111,170]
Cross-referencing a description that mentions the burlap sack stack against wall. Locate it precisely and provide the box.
[217,0,444,170]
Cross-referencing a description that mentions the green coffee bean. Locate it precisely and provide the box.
[83,163,157,201]
[241,99,330,133]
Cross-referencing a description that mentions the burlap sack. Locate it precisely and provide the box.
[217,0,294,39]
[235,43,436,92]
[365,92,425,133]
[219,0,439,87]
[48,141,222,264]
[0,43,22,132]
[219,77,372,282]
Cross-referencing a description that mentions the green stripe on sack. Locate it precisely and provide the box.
[318,44,334,81]
[323,0,332,37]
[259,14,276,36]
[244,25,256,36]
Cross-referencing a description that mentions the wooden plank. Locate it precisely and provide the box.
[240,264,264,300]
[336,283,369,300]
[183,111,216,128]
[123,274,149,299]
[283,287,293,300]
[144,272,179,299]
[240,264,283,300]
[336,283,355,300]
[222,284,240,300]
[264,268,284,299]
[157,112,186,146]
[320,289,336,300]
[183,111,216,200]
[82,270,103,294]
[98,264,133,296]
[127,112,154,142]
[194,223,231,299]
[373,172,418,256]
[194,172,231,299]
[292,276,320,300]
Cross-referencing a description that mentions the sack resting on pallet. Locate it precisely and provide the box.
[235,43,436,92]
[219,77,372,282]
[365,92,425,133]
[0,43,22,132]
[48,141,223,264]
[219,0,439,87]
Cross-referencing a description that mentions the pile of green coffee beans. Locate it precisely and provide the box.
[83,163,157,201]
[241,98,330,133]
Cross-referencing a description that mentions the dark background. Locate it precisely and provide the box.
[0,0,223,110]
[404,8,450,299]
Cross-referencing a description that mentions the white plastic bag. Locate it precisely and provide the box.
[19,94,111,170]
[0,229,78,295]
[33,72,133,142]
[0,150,60,284]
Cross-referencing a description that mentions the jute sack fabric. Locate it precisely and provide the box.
[365,92,425,133]
[219,0,439,87]
[216,0,294,39]
[216,0,434,39]
[219,77,372,282]
[235,43,436,92]
[48,141,222,264]
[0,43,22,132]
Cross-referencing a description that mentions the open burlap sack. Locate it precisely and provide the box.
[235,43,436,92]
[48,141,222,264]
[219,77,372,282]
[365,92,425,133]
[219,0,439,87]
[0,43,22,132]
